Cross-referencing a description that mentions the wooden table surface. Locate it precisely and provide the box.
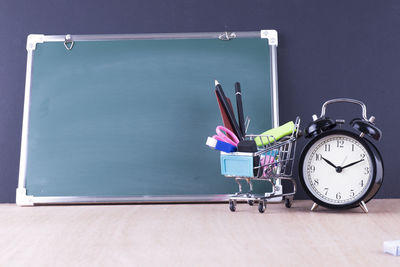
[0,199,399,266]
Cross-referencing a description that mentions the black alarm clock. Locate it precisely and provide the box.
[298,98,383,212]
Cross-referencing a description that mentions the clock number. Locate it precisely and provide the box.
[324,144,331,152]
[324,188,329,195]
[352,144,355,151]
[364,167,370,175]
[350,189,355,197]
[307,165,316,173]
[315,153,322,161]
[360,180,364,187]
[337,140,344,148]
[336,192,341,199]
[360,153,366,159]
[313,179,319,186]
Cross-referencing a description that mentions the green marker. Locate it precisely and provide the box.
[255,121,295,146]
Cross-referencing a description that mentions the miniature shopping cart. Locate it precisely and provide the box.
[220,117,301,213]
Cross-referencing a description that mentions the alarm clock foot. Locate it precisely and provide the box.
[311,203,319,211]
[360,201,369,213]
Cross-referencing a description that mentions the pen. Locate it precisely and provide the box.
[235,82,246,137]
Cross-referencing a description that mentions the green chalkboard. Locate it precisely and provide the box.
[18,32,278,204]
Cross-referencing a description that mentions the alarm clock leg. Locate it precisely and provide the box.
[310,202,319,211]
[360,201,369,213]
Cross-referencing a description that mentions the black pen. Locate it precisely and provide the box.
[235,82,246,137]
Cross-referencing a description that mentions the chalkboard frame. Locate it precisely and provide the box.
[16,30,279,205]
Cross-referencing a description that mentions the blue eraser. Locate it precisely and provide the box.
[206,137,237,153]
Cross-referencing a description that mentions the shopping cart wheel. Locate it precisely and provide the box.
[285,197,292,208]
[247,200,254,206]
[258,201,266,213]
[229,200,236,212]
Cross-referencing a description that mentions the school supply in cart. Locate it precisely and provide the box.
[237,140,260,176]
[215,80,244,141]
[206,126,240,153]
[235,82,246,137]
[237,140,257,152]
[206,137,237,153]
[215,91,235,134]
[213,126,239,146]
[254,121,295,146]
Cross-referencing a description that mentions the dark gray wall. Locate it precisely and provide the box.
[0,0,398,203]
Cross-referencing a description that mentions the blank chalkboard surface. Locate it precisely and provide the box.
[17,31,279,205]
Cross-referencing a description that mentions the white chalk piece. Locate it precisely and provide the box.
[384,240,400,256]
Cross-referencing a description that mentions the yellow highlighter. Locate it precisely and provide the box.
[255,121,295,146]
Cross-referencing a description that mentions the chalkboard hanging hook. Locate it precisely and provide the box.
[218,32,236,41]
[64,34,74,51]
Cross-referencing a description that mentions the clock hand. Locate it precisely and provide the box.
[322,157,337,169]
[340,155,348,167]
[341,159,365,169]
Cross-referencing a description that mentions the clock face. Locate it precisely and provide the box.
[302,134,373,205]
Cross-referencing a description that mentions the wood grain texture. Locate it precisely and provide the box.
[0,199,399,266]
